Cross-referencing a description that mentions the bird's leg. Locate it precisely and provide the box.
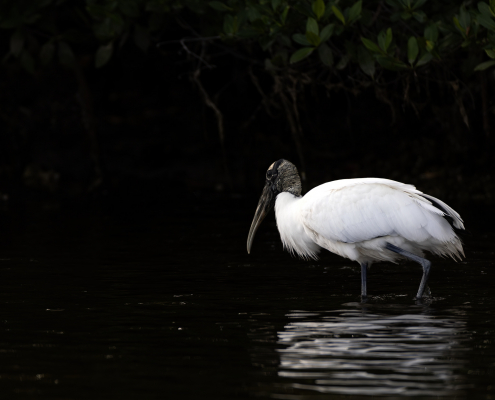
[385,243,432,299]
[360,262,368,300]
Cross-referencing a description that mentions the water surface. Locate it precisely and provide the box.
[0,198,493,399]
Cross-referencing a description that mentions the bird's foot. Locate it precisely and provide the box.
[414,285,432,304]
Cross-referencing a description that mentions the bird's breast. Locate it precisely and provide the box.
[274,192,320,260]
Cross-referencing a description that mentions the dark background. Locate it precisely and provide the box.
[0,4,494,398]
[0,6,493,217]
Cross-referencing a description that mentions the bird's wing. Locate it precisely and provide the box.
[299,178,452,244]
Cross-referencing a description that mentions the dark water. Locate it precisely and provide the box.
[0,198,494,399]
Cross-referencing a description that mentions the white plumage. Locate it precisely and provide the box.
[247,159,465,299]
[275,178,464,264]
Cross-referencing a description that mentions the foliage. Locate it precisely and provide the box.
[206,0,495,75]
[2,1,494,169]
[1,0,197,71]
[0,1,493,198]
[2,0,495,74]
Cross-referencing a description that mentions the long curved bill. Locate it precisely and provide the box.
[247,183,274,254]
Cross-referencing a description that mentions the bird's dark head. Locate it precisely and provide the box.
[265,159,302,198]
[247,159,302,254]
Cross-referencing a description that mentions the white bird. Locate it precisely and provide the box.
[247,159,465,299]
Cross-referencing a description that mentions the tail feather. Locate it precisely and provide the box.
[415,194,465,261]
[420,194,465,232]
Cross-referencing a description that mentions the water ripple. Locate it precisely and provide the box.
[277,304,471,397]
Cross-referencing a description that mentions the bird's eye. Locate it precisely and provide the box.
[267,170,275,179]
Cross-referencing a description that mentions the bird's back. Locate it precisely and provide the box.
[298,178,464,263]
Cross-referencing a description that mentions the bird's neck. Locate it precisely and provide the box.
[274,192,319,260]
[274,192,300,223]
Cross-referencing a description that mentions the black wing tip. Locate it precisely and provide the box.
[419,194,465,235]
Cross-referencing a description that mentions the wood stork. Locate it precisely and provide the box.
[247,159,465,299]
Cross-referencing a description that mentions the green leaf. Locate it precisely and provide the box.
[281,6,289,24]
[412,10,426,23]
[259,37,275,51]
[58,41,76,67]
[486,49,495,58]
[290,47,315,63]
[407,36,418,64]
[332,5,346,24]
[378,30,387,51]
[348,0,362,23]
[478,14,495,30]
[474,59,495,70]
[491,0,495,14]
[95,42,113,68]
[336,54,350,70]
[307,17,319,35]
[10,29,24,57]
[375,56,396,70]
[40,41,55,65]
[459,6,471,30]
[478,2,495,18]
[438,32,459,51]
[357,46,375,77]
[319,24,334,42]
[361,37,382,53]
[378,28,392,51]
[376,55,408,70]
[412,0,427,9]
[385,28,393,50]
[223,14,237,35]
[323,2,333,19]
[306,31,321,46]
[246,6,261,21]
[318,43,334,66]
[209,1,232,11]
[424,24,438,42]
[453,16,465,35]
[237,8,248,26]
[293,33,311,46]
[425,40,434,52]
[416,51,433,67]
[312,0,325,20]
[272,0,282,10]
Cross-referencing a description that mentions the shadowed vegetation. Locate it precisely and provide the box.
[0,0,493,207]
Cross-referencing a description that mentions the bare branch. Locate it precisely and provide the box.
[180,39,215,69]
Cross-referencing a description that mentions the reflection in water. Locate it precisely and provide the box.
[277,304,471,397]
